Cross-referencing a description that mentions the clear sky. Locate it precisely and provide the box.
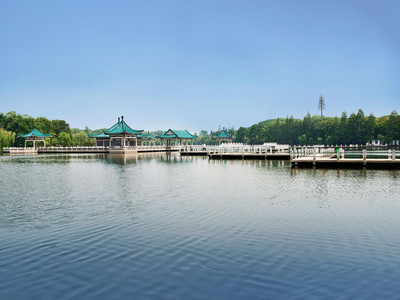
[0,0,399,132]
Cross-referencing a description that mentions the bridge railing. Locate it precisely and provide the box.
[3,147,30,150]
[40,147,108,151]
[2,147,38,153]
[137,145,183,150]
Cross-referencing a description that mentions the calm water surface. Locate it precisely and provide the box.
[1,153,400,299]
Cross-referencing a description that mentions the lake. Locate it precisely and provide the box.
[1,153,400,299]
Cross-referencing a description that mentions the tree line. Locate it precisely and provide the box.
[1,110,399,152]
[233,110,400,146]
[0,111,89,150]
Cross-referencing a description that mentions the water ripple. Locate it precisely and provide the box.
[1,154,400,299]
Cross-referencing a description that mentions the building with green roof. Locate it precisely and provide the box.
[157,129,197,146]
[138,133,157,145]
[213,129,233,145]
[88,133,110,147]
[88,116,144,147]
[18,125,52,149]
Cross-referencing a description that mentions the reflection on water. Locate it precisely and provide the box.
[107,152,188,165]
[1,154,400,299]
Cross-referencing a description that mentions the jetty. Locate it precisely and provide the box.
[290,147,400,169]
[2,146,182,155]
[181,144,291,160]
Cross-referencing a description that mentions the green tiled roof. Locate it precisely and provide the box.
[88,133,110,138]
[157,129,197,139]
[18,126,52,138]
[216,130,231,138]
[103,118,143,135]
[106,121,119,132]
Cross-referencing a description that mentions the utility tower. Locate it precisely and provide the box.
[318,94,325,117]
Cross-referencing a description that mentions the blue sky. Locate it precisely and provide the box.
[0,0,399,132]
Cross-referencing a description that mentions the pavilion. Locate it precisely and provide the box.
[18,125,52,149]
[88,132,110,147]
[214,129,233,145]
[88,116,144,147]
[157,129,197,146]
[138,133,157,146]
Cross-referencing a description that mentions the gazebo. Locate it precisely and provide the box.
[214,129,233,145]
[18,125,52,149]
[157,129,197,146]
[88,117,147,147]
[138,133,157,146]
[102,116,143,147]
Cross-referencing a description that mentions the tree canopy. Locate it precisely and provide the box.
[233,110,400,146]
[0,111,72,148]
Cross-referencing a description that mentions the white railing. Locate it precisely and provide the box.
[181,144,290,154]
[137,145,182,149]
[3,147,28,150]
[290,147,399,161]
[2,147,38,152]
[40,147,108,151]
[137,145,183,151]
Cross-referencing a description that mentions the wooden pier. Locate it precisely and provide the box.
[290,147,400,169]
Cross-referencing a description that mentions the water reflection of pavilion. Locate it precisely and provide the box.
[106,152,182,165]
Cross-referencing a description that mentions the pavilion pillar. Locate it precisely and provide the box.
[24,140,27,148]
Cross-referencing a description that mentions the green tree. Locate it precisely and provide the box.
[0,129,16,151]
[234,127,249,143]
[58,132,72,146]
[72,132,90,146]
[387,111,399,144]
[298,134,307,145]
[340,111,348,145]
[364,113,376,143]
[303,112,312,134]
[52,120,70,136]
[0,112,5,128]
[355,109,366,144]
